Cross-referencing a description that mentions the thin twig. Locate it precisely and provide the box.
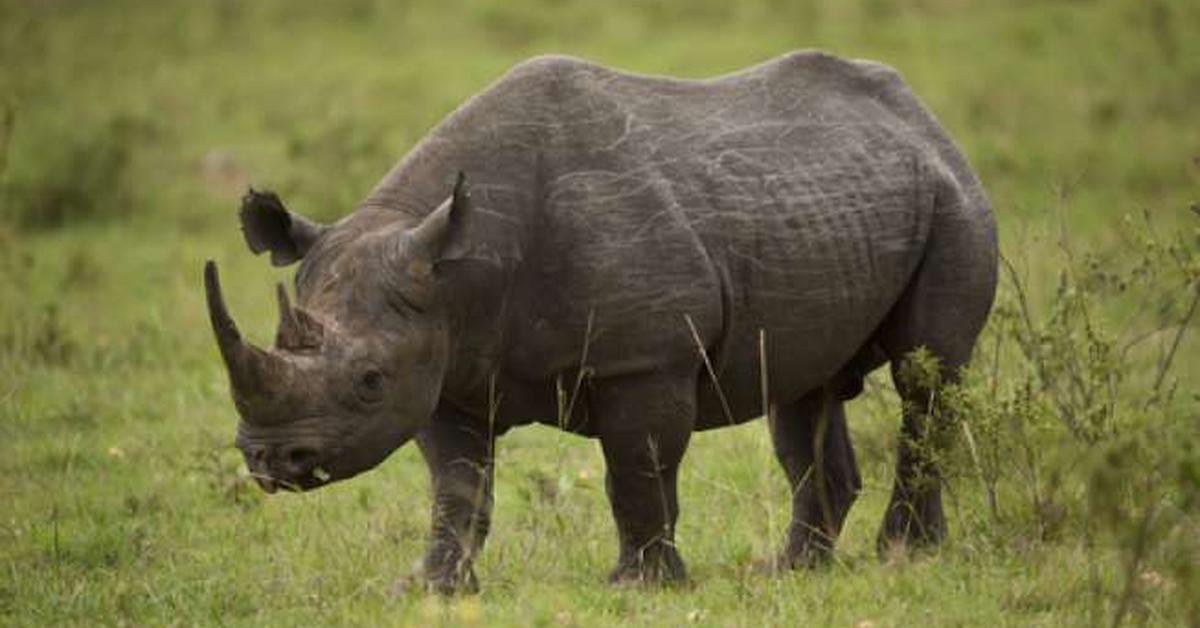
[813,388,833,539]
[683,313,734,425]
[759,328,769,419]
[989,323,1002,399]
[1151,281,1200,396]
[959,418,998,522]
[464,372,499,563]
[0,104,14,179]
[1119,324,1175,361]
[561,309,595,426]
[1000,252,1038,349]
[646,435,672,543]
[1109,505,1157,628]
[757,327,780,563]
[1001,251,1091,441]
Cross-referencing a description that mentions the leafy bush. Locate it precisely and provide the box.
[935,207,1200,624]
[0,113,143,231]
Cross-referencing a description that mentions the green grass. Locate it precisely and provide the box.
[2,0,1198,625]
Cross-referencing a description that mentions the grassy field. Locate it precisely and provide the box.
[2,0,1198,625]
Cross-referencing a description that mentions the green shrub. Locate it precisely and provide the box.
[0,113,143,231]
[939,207,1200,624]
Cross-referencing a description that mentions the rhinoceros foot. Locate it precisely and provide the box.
[876,485,947,559]
[386,561,479,597]
[607,540,688,586]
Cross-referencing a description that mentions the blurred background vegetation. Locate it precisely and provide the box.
[1,0,1197,625]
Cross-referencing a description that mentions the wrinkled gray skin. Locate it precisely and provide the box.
[205,51,997,592]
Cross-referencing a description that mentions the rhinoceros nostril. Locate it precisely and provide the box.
[244,446,267,465]
[283,445,320,471]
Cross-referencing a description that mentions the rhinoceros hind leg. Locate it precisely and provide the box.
[875,180,996,555]
[593,373,695,585]
[876,355,954,555]
[769,386,862,569]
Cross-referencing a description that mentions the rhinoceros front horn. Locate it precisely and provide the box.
[204,260,279,401]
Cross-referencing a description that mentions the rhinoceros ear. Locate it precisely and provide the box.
[408,171,470,264]
[239,189,328,267]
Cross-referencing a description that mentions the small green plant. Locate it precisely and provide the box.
[188,433,265,511]
[0,304,77,367]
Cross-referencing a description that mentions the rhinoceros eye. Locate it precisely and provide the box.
[356,369,385,404]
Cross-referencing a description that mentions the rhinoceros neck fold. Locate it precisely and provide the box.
[435,256,521,407]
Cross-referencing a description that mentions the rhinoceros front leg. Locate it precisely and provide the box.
[415,402,495,594]
[769,387,862,569]
[592,373,695,585]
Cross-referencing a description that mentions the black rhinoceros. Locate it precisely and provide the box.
[204,51,997,591]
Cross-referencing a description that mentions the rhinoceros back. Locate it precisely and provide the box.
[364,52,992,425]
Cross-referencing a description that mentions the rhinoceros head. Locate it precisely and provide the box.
[205,175,470,493]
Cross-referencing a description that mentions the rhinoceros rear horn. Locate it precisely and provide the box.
[274,282,324,351]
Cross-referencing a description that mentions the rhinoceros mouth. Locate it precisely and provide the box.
[240,440,334,494]
[249,473,281,494]
[246,467,326,494]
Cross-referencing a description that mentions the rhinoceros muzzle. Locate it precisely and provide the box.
[235,420,339,493]
[206,260,339,492]
[240,438,325,492]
